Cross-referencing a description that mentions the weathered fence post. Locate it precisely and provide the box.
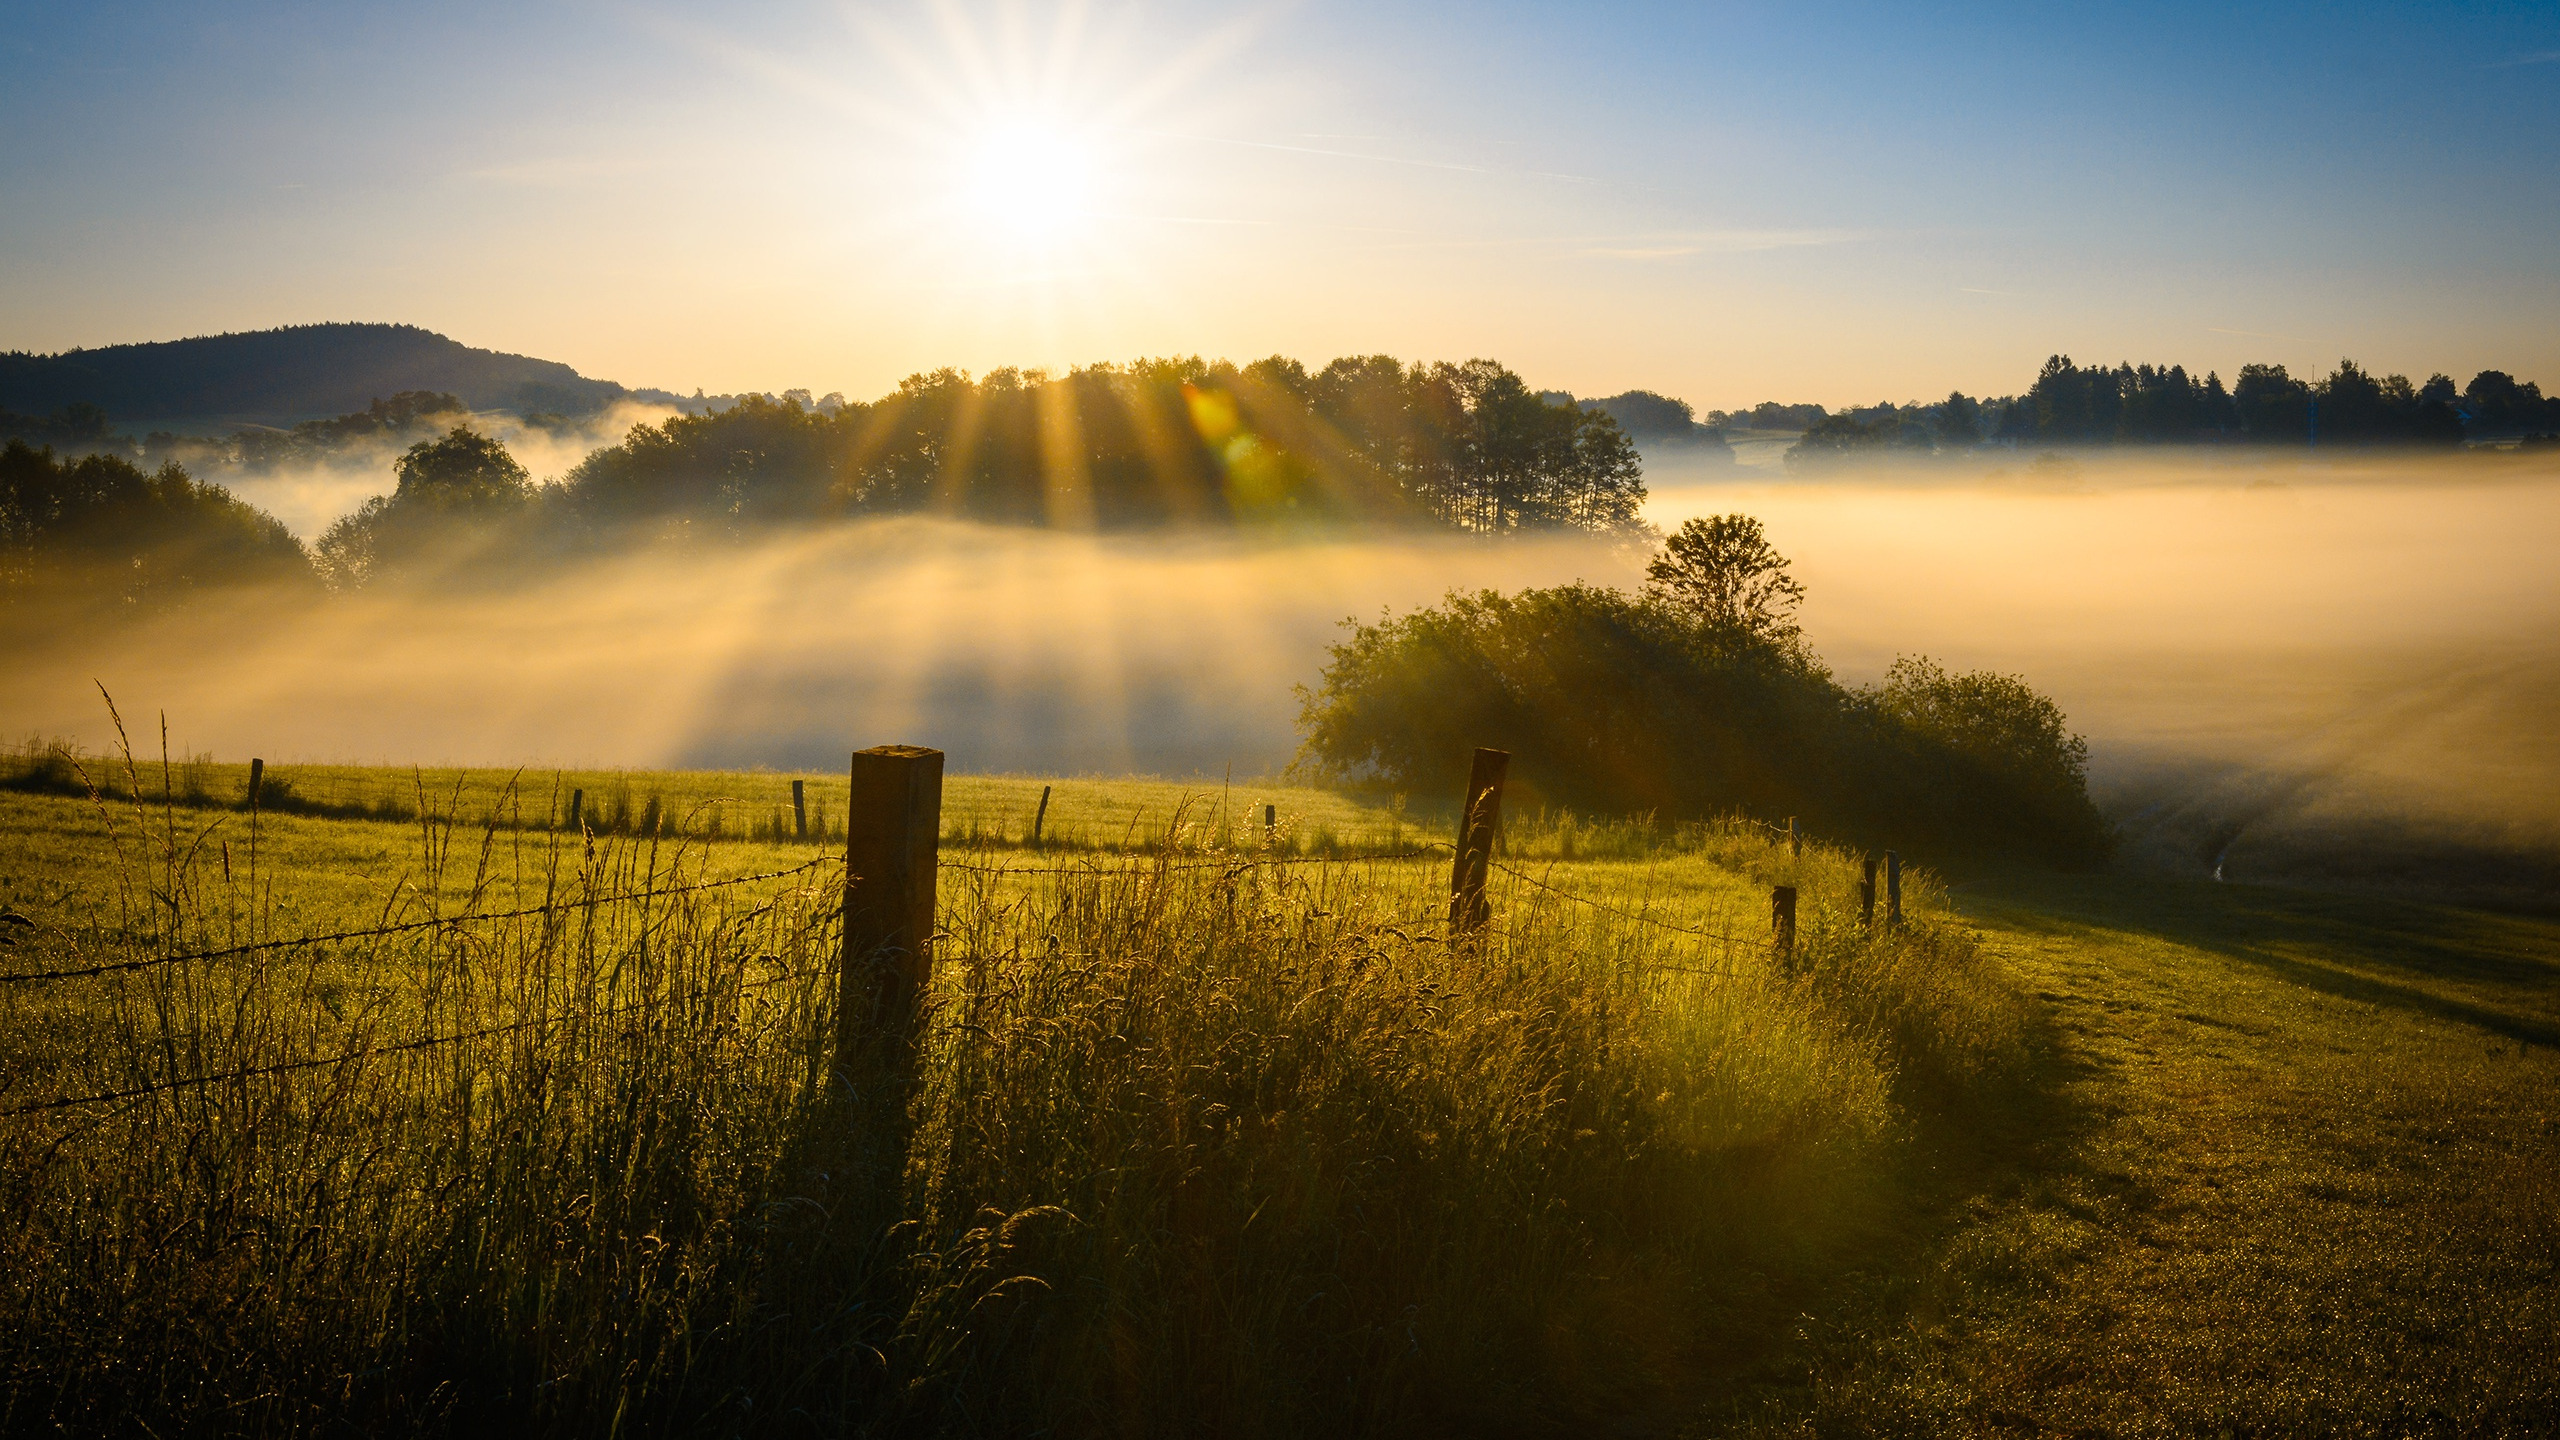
[839,745,944,1077]
[567,788,583,832]
[1788,816,1800,858]
[1885,850,1903,928]
[792,779,807,840]
[1861,855,1879,927]
[1772,885,1797,962]
[247,758,264,935]
[1447,747,1510,937]
[1264,802,1278,845]
[1031,784,1052,845]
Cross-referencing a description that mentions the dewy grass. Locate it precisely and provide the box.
[0,753,2022,1436]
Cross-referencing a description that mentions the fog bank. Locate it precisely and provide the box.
[10,447,2554,900]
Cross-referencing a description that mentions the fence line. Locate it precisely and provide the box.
[0,856,837,988]
[3,837,1857,1118]
[4,842,1824,993]
[940,844,1450,879]
[1488,859,1781,951]
[0,956,835,1119]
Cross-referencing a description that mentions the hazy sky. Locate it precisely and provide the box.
[5,0,2556,407]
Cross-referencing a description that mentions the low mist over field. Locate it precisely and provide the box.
[183,401,680,541]
[1647,450,2560,895]
[9,447,2552,897]
[2,520,1636,774]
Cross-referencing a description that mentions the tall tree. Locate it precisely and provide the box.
[1643,514,1806,643]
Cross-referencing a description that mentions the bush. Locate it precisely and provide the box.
[1293,583,2107,862]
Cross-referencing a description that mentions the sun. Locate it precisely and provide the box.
[960,119,1097,244]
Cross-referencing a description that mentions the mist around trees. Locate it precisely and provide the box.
[6,353,1651,609]
[1776,358,2560,467]
[10,337,2560,617]
[1294,513,2105,860]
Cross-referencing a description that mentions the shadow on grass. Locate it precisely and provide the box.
[1683,956,2112,1429]
[1963,867,2560,1048]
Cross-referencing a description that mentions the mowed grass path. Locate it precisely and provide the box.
[1724,874,2560,1435]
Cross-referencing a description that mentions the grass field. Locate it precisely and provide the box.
[1,758,2553,1435]
[2,742,1431,853]
[1713,871,2560,1435]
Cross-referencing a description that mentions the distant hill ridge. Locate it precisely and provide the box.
[0,323,677,429]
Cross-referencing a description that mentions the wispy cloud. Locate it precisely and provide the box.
[1960,286,2022,296]
[2484,48,2560,67]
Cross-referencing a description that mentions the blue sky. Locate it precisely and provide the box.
[3,0,2555,406]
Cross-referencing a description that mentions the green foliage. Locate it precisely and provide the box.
[1997,354,2469,447]
[546,355,1646,542]
[315,425,533,588]
[1869,655,2097,860]
[0,439,314,610]
[226,389,471,470]
[1935,390,1983,446]
[0,400,116,452]
[1785,411,1935,467]
[1703,401,1830,431]
[2460,369,2560,435]
[1573,389,1733,460]
[1293,554,2107,861]
[1644,513,1807,643]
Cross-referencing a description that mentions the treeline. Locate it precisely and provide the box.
[548,356,1642,540]
[1780,359,2560,464]
[0,442,313,614]
[2,390,481,477]
[2,353,1647,608]
[1295,515,2105,860]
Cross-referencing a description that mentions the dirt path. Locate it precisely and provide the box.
[1716,873,2560,1436]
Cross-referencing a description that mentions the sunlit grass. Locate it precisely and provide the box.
[0,773,2021,1435]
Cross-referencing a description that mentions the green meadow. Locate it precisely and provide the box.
[0,758,2552,1436]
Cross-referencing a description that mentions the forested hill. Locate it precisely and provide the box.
[0,323,663,428]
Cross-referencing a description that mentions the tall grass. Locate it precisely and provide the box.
[0,755,2029,1435]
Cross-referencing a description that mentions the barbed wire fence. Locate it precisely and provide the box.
[3,743,1898,1120]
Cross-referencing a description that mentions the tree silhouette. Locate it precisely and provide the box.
[1644,514,1806,642]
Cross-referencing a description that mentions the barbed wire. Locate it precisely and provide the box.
[1487,859,1780,951]
[0,955,834,1119]
[940,844,1451,878]
[3,832,1854,1115]
[0,857,836,988]
[3,843,1869,1117]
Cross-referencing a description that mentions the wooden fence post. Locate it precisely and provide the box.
[1885,850,1903,928]
[567,788,583,832]
[1264,802,1277,845]
[1031,784,1052,845]
[840,746,943,1076]
[1787,816,1800,858]
[1447,747,1510,937]
[792,779,808,840]
[1772,885,1797,961]
[248,758,264,808]
[1861,855,1879,927]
